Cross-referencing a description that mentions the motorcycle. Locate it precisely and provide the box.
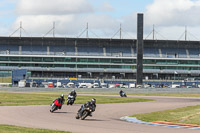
[76,106,93,120]
[67,95,75,105]
[50,99,62,113]
[120,92,127,97]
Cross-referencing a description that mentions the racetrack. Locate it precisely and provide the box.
[0,95,200,133]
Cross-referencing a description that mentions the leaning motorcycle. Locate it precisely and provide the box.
[67,95,75,105]
[76,106,93,120]
[120,92,127,97]
[50,99,62,113]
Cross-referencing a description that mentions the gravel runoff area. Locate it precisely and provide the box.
[1,87,200,133]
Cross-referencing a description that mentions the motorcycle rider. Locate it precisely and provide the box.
[69,90,77,99]
[119,90,127,97]
[119,90,124,96]
[78,98,96,116]
[53,94,65,109]
[67,90,77,105]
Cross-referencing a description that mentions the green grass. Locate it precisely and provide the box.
[3,91,200,98]
[128,93,200,97]
[0,125,70,133]
[132,105,200,125]
[77,95,153,104]
[78,92,200,97]
[0,92,153,106]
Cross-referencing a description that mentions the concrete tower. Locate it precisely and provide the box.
[136,13,144,87]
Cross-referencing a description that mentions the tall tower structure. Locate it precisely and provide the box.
[136,13,144,86]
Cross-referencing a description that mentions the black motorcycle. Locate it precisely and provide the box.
[120,91,127,97]
[76,106,93,120]
[67,95,75,105]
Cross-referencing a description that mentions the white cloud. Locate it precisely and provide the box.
[16,0,94,15]
[139,0,200,40]
[122,12,137,32]
[11,0,123,38]
[9,0,200,40]
[145,0,200,26]
[12,14,121,38]
[13,15,75,36]
[99,2,114,12]
[0,22,11,36]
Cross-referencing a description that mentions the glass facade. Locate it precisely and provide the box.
[0,56,200,70]
[0,37,200,80]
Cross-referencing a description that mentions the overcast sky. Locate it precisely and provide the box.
[1,0,200,40]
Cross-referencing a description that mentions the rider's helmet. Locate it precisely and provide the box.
[71,90,75,95]
[91,98,96,104]
[60,93,64,98]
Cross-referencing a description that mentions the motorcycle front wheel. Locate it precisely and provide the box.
[75,114,80,119]
[70,101,74,105]
[81,111,89,120]
[50,105,57,113]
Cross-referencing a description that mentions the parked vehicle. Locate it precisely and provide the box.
[187,86,192,88]
[121,84,129,88]
[144,84,151,88]
[38,84,45,87]
[56,82,62,88]
[108,84,115,88]
[129,83,135,88]
[78,83,92,88]
[67,82,75,88]
[171,84,180,88]
[78,83,87,88]
[115,84,121,88]
[101,83,108,88]
[93,83,100,88]
[18,80,26,87]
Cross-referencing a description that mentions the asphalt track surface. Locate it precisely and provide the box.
[1,93,200,133]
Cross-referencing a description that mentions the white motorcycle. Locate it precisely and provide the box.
[67,95,75,105]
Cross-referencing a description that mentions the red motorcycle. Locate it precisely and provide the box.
[50,99,62,113]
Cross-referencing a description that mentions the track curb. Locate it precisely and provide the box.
[120,116,200,130]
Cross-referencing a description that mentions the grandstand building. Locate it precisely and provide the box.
[0,36,200,81]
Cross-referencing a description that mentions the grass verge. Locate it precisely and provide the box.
[78,92,200,98]
[132,105,200,125]
[2,91,200,98]
[128,93,200,97]
[0,125,70,133]
[0,92,153,106]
